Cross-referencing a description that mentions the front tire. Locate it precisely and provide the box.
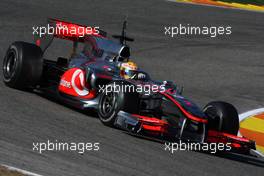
[203,101,239,135]
[98,83,124,126]
[2,41,43,89]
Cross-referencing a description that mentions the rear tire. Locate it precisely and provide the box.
[2,41,43,89]
[203,101,239,135]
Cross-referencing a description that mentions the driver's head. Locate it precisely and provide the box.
[120,61,138,79]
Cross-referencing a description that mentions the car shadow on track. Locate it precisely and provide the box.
[214,151,264,168]
[125,130,264,168]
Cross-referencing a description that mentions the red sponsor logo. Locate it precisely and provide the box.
[59,68,95,99]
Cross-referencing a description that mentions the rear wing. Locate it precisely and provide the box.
[33,18,107,52]
[47,18,107,41]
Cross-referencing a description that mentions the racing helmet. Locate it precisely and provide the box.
[120,61,138,79]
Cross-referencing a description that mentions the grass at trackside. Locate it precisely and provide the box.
[0,166,25,176]
[214,0,264,5]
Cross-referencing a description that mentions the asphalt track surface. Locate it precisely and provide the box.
[0,0,264,175]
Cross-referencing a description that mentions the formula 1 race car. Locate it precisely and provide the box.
[2,18,259,157]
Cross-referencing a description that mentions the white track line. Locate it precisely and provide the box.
[1,164,43,176]
[239,108,264,122]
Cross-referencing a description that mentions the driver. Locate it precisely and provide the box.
[120,61,137,79]
[119,61,145,79]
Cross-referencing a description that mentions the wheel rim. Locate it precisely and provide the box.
[3,50,17,81]
[100,92,116,119]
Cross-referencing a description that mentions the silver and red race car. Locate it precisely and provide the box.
[2,19,260,157]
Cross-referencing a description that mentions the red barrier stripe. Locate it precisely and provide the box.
[255,113,264,120]
[240,128,264,146]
